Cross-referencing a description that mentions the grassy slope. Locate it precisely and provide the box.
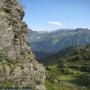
[45,45,90,90]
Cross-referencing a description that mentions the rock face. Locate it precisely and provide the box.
[0,0,46,90]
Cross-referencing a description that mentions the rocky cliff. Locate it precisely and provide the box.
[0,0,46,90]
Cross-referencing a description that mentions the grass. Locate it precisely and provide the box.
[59,74,77,81]
[45,64,90,90]
[0,80,12,89]
[45,45,90,90]
[45,80,60,90]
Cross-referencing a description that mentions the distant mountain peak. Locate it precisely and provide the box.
[30,28,90,54]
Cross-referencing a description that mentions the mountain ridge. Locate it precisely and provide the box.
[29,28,90,59]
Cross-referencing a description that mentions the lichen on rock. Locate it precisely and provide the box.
[0,0,46,90]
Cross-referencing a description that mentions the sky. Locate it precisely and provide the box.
[20,0,90,31]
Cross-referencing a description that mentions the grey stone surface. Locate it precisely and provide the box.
[0,0,46,90]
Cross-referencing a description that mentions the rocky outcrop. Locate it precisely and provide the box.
[0,0,46,90]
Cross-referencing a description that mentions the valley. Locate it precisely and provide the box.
[0,0,90,90]
[45,45,90,90]
[30,30,90,90]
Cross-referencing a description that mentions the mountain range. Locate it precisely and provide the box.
[29,28,90,58]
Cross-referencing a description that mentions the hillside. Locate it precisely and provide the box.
[45,45,90,90]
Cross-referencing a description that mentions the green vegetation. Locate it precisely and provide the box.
[45,45,90,90]
[0,80,12,89]
[45,65,90,90]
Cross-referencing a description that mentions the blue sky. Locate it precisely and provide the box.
[20,0,90,31]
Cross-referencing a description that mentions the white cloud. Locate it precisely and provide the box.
[30,21,64,31]
[48,21,63,26]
